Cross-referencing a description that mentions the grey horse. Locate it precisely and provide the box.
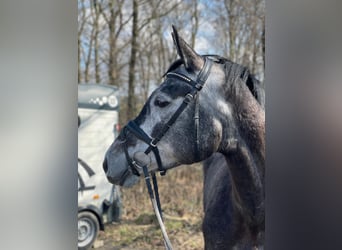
[103,27,265,249]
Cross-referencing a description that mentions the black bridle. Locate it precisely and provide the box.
[119,57,213,249]
[122,57,213,179]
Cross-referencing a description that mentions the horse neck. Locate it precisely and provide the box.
[219,84,265,225]
[223,149,265,228]
[220,82,265,166]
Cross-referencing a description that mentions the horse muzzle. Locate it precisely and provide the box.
[103,154,139,187]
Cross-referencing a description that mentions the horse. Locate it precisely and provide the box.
[202,74,264,250]
[103,26,265,249]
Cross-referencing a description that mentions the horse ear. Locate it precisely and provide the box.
[171,25,204,71]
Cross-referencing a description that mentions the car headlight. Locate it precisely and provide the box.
[108,95,118,108]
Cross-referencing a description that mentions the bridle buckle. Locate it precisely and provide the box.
[132,160,143,169]
[184,93,194,103]
[194,83,203,91]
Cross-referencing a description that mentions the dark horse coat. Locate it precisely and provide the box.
[102,26,265,249]
[202,71,264,250]
[203,153,264,249]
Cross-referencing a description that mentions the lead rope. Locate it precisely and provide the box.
[142,166,173,250]
[152,173,163,218]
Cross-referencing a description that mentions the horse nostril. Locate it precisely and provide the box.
[103,158,108,173]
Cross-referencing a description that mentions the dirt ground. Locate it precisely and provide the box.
[95,163,205,250]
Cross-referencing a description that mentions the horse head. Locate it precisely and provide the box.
[103,26,264,187]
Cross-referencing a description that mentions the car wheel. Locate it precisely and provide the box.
[78,211,99,250]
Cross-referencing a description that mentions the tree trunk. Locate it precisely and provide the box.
[78,38,82,83]
[190,1,199,48]
[224,0,235,60]
[78,0,86,84]
[94,4,101,83]
[127,0,139,119]
[108,0,117,86]
[262,17,265,71]
[230,2,235,60]
[84,24,95,83]
[251,6,258,74]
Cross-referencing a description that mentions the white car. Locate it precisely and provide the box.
[78,84,122,250]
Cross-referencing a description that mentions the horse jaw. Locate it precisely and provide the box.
[104,140,140,187]
[121,175,140,188]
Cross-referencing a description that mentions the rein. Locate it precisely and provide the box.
[121,57,213,249]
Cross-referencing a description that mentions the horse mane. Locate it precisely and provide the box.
[246,73,265,109]
[164,55,265,109]
[203,55,265,109]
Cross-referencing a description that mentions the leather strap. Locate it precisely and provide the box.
[123,57,213,177]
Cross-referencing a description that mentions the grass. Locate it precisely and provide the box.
[97,163,205,249]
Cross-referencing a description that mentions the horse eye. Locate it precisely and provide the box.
[154,98,170,108]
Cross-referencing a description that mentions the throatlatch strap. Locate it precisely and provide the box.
[194,94,200,159]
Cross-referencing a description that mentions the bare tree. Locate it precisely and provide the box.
[78,0,88,83]
[84,19,95,83]
[127,0,139,119]
[224,0,236,60]
[78,0,265,111]
[190,1,199,48]
[92,1,101,83]
[262,16,265,71]
[207,0,264,80]
[97,0,132,86]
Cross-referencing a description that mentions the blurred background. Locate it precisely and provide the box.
[2,0,341,249]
